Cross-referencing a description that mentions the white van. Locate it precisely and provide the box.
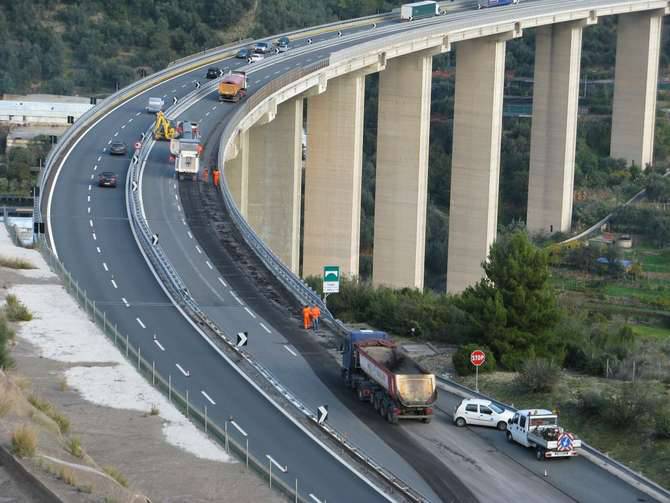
[146,97,164,114]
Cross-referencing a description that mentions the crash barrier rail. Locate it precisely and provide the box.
[126,91,428,502]
[437,376,670,502]
[36,239,308,503]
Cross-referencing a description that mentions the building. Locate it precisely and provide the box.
[0,94,93,127]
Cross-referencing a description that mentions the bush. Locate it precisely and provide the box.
[4,294,32,321]
[11,425,37,457]
[601,383,653,428]
[67,437,83,458]
[28,394,70,434]
[150,405,160,416]
[104,465,128,488]
[0,256,35,270]
[59,467,76,486]
[577,387,608,416]
[0,314,16,369]
[453,344,497,376]
[654,408,670,439]
[514,358,561,393]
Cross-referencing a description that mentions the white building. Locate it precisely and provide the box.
[0,94,93,126]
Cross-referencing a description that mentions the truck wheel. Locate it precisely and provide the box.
[455,417,466,427]
[387,410,398,425]
[497,421,508,431]
[379,403,387,418]
[506,431,513,442]
[422,417,432,424]
[535,447,545,461]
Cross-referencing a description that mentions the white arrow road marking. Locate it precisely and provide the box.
[201,391,216,405]
[218,277,227,288]
[121,297,129,307]
[284,345,297,356]
[136,317,146,329]
[176,363,190,377]
[260,323,271,334]
[244,307,256,319]
[102,262,108,272]
[111,279,117,288]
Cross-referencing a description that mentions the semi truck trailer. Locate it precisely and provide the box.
[342,330,437,424]
[400,1,440,21]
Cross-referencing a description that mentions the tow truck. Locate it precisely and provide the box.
[507,409,582,460]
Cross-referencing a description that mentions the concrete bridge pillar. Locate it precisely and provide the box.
[447,35,508,294]
[372,53,432,289]
[247,98,303,273]
[225,129,249,218]
[527,21,584,234]
[303,73,365,278]
[610,10,664,168]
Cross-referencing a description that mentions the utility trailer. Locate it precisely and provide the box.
[342,330,436,424]
[507,409,582,460]
[400,1,440,21]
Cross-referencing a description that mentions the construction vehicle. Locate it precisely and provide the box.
[400,1,440,20]
[507,409,582,460]
[153,111,178,141]
[341,330,437,424]
[218,71,248,103]
[170,121,202,180]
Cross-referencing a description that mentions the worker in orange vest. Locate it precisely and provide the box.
[310,305,321,330]
[201,167,209,182]
[212,168,220,188]
[302,305,312,329]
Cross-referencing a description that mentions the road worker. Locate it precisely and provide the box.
[310,305,321,331]
[202,167,209,182]
[302,305,312,329]
[212,168,220,188]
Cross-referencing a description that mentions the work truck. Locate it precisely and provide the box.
[169,121,202,180]
[341,330,437,424]
[507,409,582,460]
[218,71,248,102]
[400,1,440,21]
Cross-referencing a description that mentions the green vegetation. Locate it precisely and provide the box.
[28,394,70,434]
[103,465,128,488]
[0,256,35,270]
[0,314,16,370]
[4,294,32,322]
[11,424,37,457]
[67,437,83,458]
[452,344,496,376]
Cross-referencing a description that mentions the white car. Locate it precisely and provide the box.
[249,53,264,63]
[454,398,514,430]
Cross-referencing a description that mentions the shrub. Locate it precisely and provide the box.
[654,408,670,439]
[0,314,16,369]
[453,344,497,376]
[577,387,608,416]
[150,405,160,416]
[11,425,37,457]
[514,358,560,393]
[601,383,653,428]
[59,467,76,486]
[104,465,128,488]
[4,294,32,321]
[28,394,70,434]
[67,437,83,458]
[0,256,35,270]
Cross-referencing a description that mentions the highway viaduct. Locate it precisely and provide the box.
[222,0,668,293]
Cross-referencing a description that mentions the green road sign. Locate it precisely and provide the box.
[323,265,340,294]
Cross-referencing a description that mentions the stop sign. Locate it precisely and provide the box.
[470,350,486,367]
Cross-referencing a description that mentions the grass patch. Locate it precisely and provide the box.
[0,394,11,417]
[639,250,670,273]
[103,465,128,488]
[66,437,83,458]
[28,394,70,434]
[4,294,32,321]
[632,324,670,339]
[0,256,35,270]
[11,425,37,457]
[58,378,68,392]
[150,404,159,416]
[59,467,76,486]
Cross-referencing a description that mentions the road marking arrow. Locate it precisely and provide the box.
[132,180,138,192]
[236,331,248,347]
[317,405,328,425]
[151,233,159,246]
[172,96,178,105]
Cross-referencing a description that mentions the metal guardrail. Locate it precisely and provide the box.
[437,376,670,502]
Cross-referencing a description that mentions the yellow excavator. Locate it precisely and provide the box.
[153,111,177,141]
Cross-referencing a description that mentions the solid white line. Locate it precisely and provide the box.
[244,307,256,319]
[110,279,117,288]
[92,233,97,241]
[136,317,146,329]
[122,297,129,307]
[284,345,297,357]
[195,246,202,254]
[260,322,271,334]
[96,247,101,254]
[176,363,189,376]
[206,260,213,270]
[201,390,216,405]
[231,292,243,305]
[187,231,193,239]
[102,262,108,271]
[218,277,227,288]
[154,339,165,351]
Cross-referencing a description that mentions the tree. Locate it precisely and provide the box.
[455,230,560,369]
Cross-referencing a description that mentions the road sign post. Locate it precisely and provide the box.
[470,350,486,392]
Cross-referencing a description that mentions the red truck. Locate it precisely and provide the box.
[342,330,437,424]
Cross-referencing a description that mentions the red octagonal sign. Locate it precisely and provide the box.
[470,350,486,367]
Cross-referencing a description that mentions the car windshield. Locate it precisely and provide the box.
[489,403,504,414]
[101,172,115,177]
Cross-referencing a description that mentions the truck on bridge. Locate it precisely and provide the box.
[218,71,248,103]
[342,330,437,424]
[507,409,582,460]
[400,1,440,21]
[478,0,519,8]
[169,121,202,180]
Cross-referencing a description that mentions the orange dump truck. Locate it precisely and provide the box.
[218,71,248,103]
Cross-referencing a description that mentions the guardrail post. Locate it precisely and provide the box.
[137,347,141,369]
[169,375,172,402]
[295,479,298,503]
[114,324,118,345]
[126,334,129,356]
[186,390,189,418]
[103,311,106,331]
[204,405,208,433]
[152,361,155,385]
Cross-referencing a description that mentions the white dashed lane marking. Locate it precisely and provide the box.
[244,307,256,319]
[260,323,271,334]
[111,279,117,288]
[122,297,129,307]
[96,247,101,254]
[284,345,297,356]
[176,363,190,377]
[154,339,165,351]
[195,246,202,254]
[92,233,97,241]
[136,317,146,329]
[206,261,213,270]
[218,277,227,288]
[230,292,243,305]
[102,262,108,272]
[201,391,216,405]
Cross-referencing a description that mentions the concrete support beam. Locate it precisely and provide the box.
[527,21,584,234]
[447,36,507,293]
[303,74,365,278]
[373,53,432,289]
[611,10,663,168]
[224,129,249,217]
[247,98,303,273]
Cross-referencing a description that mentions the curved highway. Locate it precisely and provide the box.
[44,1,668,502]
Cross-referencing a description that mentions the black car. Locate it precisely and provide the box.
[98,172,117,188]
[109,141,127,155]
[236,48,251,59]
[205,67,220,79]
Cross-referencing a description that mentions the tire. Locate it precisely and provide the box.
[422,417,432,424]
[455,417,466,427]
[379,403,387,418]
[497,421,508,431]
[536,447,545,461]
[506,431,513,443]
[387,410,398,425]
